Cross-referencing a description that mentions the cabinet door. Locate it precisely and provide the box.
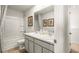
[43,48,52,53]
[35,44,42,53]
[29,41,34,53]
[25,39,29,52]
[35,39,50,49]
[49,45,54,51]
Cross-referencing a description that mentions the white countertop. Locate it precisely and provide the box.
[24,32,54,44]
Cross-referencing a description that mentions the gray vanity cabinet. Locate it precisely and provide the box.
[25,35,54,53]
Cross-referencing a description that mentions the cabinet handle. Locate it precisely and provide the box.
[69,32,72,35]
[54,39,57,43]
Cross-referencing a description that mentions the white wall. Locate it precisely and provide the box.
[54,6,69,53]
[69,6,79,43]
[24,7,35,32]
[1,8,24,52]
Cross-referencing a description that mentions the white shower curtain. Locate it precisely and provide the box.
[0,5,7,52]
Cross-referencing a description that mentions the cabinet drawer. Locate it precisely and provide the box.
[34,39,50,49]
[34,39,54,51]
[25,36,33,41]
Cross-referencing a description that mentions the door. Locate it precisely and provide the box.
[2,16,24,51]
[68,6,79,52]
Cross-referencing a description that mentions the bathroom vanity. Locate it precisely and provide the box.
[24,6,54,53]
[24,32,54,53]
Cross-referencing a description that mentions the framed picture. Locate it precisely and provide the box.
[43,19,48,27]
[48,18,54,27]
[28,16,33,27]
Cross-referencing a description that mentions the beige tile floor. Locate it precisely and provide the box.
[4,48,27,53]
[71,43,79,53]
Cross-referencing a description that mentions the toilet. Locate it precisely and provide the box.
[17,39,25,50]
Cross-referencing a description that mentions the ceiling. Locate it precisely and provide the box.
[8,5,34,12]
[35,5,54,15]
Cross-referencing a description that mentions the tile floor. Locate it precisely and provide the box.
[70,43,79,53]
[4,47,27,53]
